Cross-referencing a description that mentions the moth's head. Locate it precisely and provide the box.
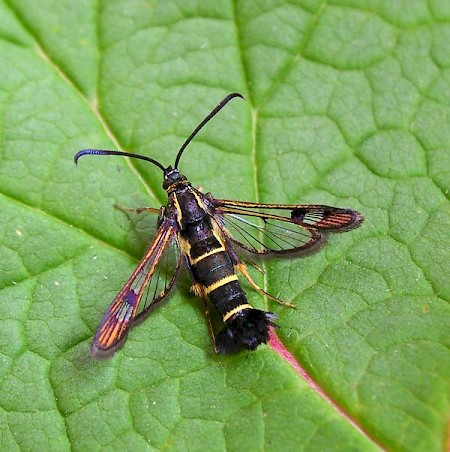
[162,167,187,191]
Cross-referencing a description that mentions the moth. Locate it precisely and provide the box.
[75,93,364,359]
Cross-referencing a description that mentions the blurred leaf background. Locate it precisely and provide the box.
[0,0,449,450]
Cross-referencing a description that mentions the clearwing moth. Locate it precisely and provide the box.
[75,93,364,359]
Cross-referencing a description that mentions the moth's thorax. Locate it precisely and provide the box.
[170,186,210,230]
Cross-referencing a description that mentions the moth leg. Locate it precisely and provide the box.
[202,297,218,353]
[190,282,218,352]
[246,258,265,275]
[224,238,294,307]
[190,282,205,298]
[236,262,295,308]
[114,204,160,215]
[186,255,219,353]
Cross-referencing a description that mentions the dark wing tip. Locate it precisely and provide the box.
[338,210,365,232]
[292,207,365,233]
[354,211,365,224]
[89,338,126,360]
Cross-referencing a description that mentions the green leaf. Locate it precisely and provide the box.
[0,1,449,450]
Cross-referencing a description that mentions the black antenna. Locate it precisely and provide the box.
[74,149,166,172]
[74,93,244,172]
[173,92,244,169]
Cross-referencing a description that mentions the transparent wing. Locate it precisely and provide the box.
[216,211,323,255]
[90,219,181,359]
[213,200,363,255]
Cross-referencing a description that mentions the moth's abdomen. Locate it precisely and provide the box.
[178,189,275,354]
[190,247,244,315]
[189,241,275,354]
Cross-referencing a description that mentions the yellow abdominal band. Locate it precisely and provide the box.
[204,275,238,295]
[223,304,252,322]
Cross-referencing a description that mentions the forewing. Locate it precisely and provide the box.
[213,200,363,255]
[90,219,181,359]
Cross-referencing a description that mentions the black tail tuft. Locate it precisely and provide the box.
[215,309,277,355]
